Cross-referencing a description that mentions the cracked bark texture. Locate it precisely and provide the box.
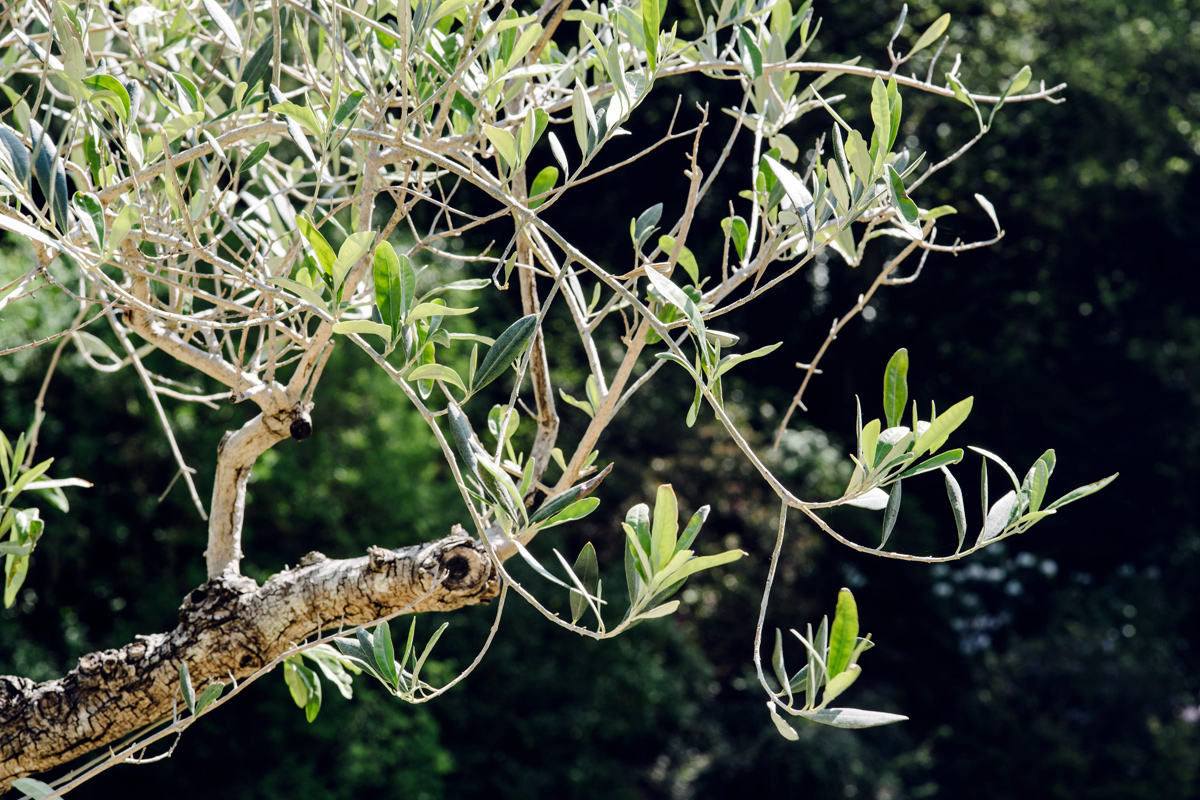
[0,531,499,786]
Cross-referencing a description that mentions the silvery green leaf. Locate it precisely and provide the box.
[978,490,1017,544]
[797,707,908,728]
[942,467,967,552]
[845,488,888,510]
[767,702,800,741]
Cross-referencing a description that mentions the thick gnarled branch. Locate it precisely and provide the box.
[0,532,499,786]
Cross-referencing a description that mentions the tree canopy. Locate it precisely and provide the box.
[0,0,1155,796]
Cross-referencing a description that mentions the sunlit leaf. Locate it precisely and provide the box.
[202,0,243,51]
[978,490,1017,544]
[650,484,679,570]
[798,707,907,728]
[912,397,973,459]
[407,363,467,394]
[827,588,860,677]
[910,13,949,56]
[1044,473,1119,511]
[332,231,376,289]
[332,320,392,342]
[845,487,888,510]
[296,214,336,276]
[528,166,559,209]
[882,349,908,429]
[483,124,518,171]
[768,702,800,741]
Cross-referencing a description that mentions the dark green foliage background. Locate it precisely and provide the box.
[3,1,1198,797]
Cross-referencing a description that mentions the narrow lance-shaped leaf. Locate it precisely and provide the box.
[296,213,336,276]
[333,634,383,680]
[969,446,1022,495]
[625,502,653,569]
[886,165,921,233]
[202,0,244,51]
[980,456,989,530]
[179,662,196,714]
[768,702,800,741]
[303,646,355,700]
[569,542,599,624]
[880,481,901,548]
[631,202,663,250]
[826,588,859,677]
[882,348,908,429]
[536,496,600,530]
[374,241,404,336]
[651,549,745,588]
[471,313,538,392]
[240,33,275,91]
[332,230,376,290]
[1022,449,1056,511]
[332,90,364,130]
[637,600,680,620]
[764,155,815,240]
[194,681,225,715]
[860,418,881,468]
[0,127,31,189]
[269,85,318,164]
[772,629,791,703]
[82,75,131,122]
[407,302,476,323]
[624,531,646,607]
[407,364,467,394]
[572,82,596,156]
[528,463,613,526]
[548,131,569,173]
[988,65,1033,128]
[721,215,750,261]
[400,619,417,677]
[644,265,706,341]
[373,620,399,687]
[528,166,559,210]
[942,466,968,552]
[238,141,270,174]
[978,490,1017,544]
[912,397,973,459]
[73,192,104,249]
[821,665,862,707]
[1044,473,1119,511]
[482,124,518,171]
[738,26,762,79]
[641,0,661,70]
[869,77,890,168]
[268,276,327,311]
[676,505,709,553]
[29,121,68,233]
[910,12,950,56]
[446,401,479,478]
[412,621,449,686]
[946,73,983,129]
[901,448,964,480]
[650,484,679,570]
[799,707,908,729]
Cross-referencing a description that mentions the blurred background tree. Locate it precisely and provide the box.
[2,0,1196,797]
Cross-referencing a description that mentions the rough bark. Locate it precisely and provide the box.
[0,531,499,785]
